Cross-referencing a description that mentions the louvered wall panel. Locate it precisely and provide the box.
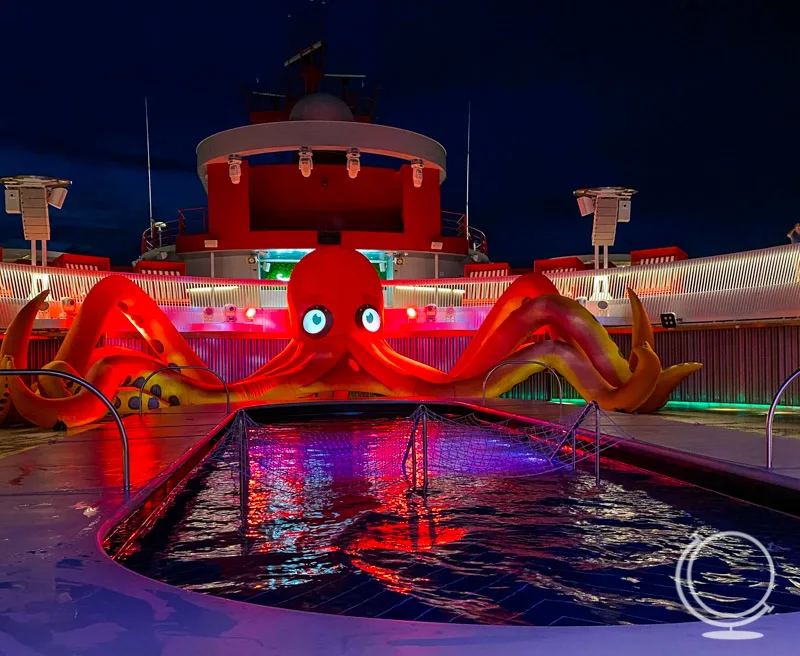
[14,325,800,407]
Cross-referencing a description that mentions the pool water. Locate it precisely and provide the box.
[120,417,800,626]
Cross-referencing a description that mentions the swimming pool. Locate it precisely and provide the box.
[117,411,800,627]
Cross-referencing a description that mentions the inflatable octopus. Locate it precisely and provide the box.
[0,246,701,428]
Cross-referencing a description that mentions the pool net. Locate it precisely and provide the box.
[224,404,630,502]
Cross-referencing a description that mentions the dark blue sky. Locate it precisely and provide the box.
[1,0,797,266]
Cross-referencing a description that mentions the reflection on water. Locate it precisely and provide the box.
[122,418,800,626]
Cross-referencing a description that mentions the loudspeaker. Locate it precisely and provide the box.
[660,312,678,329]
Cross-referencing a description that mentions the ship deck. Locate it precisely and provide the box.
[1,402,799,654]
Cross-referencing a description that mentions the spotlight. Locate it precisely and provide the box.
[406,306,418,322]
[445,306,456,322]
[228,155,242,184]
[346,147,360,179]
[37,301,51,319]
[247,255,256,264]
[60,297,77,318]
[244,307,257,322]
[424,304,437,323]
[202,306,215,322]
[576,196,594,216]
[660,312,678,329]
[298,146,313,178]
[224,304,237,323]
[411,159,424,188]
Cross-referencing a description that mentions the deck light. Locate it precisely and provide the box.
[346,148,360,179]
[406,306,418,322]
[244,307,257,321]
[224,304,237,322]
[228,155,242,184]
[411,159,424,188]
[61,297,77,318]
[299,147,313,178]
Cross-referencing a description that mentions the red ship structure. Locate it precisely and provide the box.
[140,39,487,282]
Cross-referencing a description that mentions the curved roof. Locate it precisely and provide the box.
[196,121,447,191]
[289,93,354,122]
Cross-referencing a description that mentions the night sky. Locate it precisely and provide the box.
[1,0,797,266]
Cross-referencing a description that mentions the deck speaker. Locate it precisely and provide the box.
[318,231,341,245]
[660,312,678,329]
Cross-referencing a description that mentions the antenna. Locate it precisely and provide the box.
[145,97,154,231]
[465,100,471,246]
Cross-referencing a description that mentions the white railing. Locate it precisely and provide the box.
[0,244,798,328]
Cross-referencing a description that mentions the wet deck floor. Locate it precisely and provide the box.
[2,402,800,654]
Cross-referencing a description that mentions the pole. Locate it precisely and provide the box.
[145,97,154,233]
[603,245,609,269]
[434,253,439,307]
[465,100,471,246]
[594,245,599,270]
[30,240,36,267]
[421,410,429,496]
[594,403,601,486]
[210,251,215,278]
[41,241,47,267]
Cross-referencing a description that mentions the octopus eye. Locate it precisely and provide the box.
[302,305,332,337]
[356,304,381,333]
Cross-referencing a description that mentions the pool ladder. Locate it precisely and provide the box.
[0,368,131,501]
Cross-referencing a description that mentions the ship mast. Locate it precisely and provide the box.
[145,97,154,232]
[465,100,471,246]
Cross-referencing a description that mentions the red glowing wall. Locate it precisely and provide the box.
[177,161,466,255]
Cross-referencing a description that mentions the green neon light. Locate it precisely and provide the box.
[557,398,800,411]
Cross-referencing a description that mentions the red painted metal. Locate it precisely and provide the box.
[534,256,587,274]
[51,253,111,272]
[631,246,689,265]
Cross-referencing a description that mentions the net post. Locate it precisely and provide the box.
[571,427,577,471]
[594,403,601,486]
[237,412,250,531]
[421,409,429,497]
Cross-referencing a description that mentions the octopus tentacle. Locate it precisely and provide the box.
[3,352,307,428]
[634,362,703,414]
[0,291,50,421]
[450,294,633,387]
[627,288,655,370]
[461,340,661,412]
[450,273,562,378]
[47,275,217,386]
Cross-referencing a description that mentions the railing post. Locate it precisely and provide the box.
[1,368,130,501]
[421,409,429,496]
[571,428,577,471]
[237,412,250,532]
[594,402,601,486]
[766,368,800,469]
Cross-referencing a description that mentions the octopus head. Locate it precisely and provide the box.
[287,247,384,350]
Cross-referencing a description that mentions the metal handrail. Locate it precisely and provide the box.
[481,360,564,408]
[766,367,800,469]
[137,365,230,417]
[2,368,130,500]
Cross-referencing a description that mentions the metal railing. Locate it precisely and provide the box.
[136,365,230,417]
[1,243,800,329]
[765,368,800,469]
[548,400,602,484]
[481,360,564,408]
[1,368,130,500]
